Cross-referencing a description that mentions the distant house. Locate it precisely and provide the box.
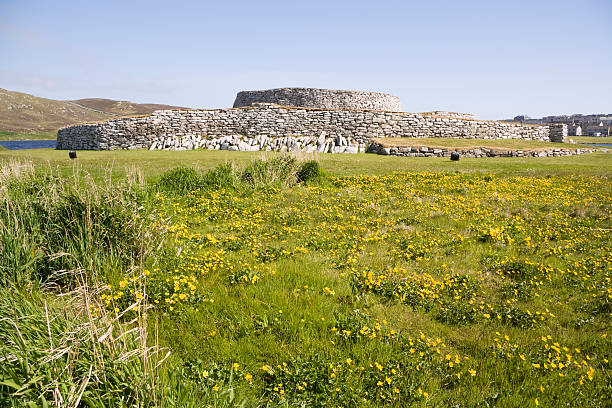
[599,116,612,126]
[568,124,582,136]
[510,115,542,125]
[584,125,609,137]
[507,113,610,137]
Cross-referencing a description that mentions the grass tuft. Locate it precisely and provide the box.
[240,155,299,189]
[0,278,163,407]
[157,166,205,195]
[297,159,324,184]
[156,155,318,195]
[0,163,158,287]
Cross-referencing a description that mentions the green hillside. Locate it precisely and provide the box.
[0,88,113,133]
[0,88,185,137]
[71,98,183,116]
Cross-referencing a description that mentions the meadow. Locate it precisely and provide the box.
[571,136,612,145]
[0,149,610,407]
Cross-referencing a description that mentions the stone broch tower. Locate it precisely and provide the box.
[56,87,559,151]
[233,88,402,112]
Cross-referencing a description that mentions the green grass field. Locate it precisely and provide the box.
[572,136,612,144]
[1,149,611,179]
[0,150,610,407]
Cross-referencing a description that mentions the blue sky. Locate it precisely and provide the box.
[1,0,610,119]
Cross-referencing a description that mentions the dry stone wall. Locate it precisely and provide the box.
[57,104,552,151]
[233,88,402,112]
[548,123,568,142]
[367,141,595,158]
[421,111,476,120]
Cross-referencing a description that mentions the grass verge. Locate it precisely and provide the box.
[572,136,612,144]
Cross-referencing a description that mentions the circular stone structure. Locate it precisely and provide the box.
[233,87,402,112]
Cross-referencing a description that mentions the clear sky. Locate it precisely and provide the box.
[1,0,610,119]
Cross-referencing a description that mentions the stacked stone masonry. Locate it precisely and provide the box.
[421,111,476,120]
[233,88,402,111]
[367,142,595,158]
[57,104,553,152]
[548,123,568,142]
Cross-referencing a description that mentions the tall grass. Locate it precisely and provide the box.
[156,155,323,195]
[0,160,158,287]
[0,160,170,406]
[0,274,165,407]
[0,156,318,406]
[0,261,246,407]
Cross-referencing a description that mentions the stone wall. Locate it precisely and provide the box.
[367,141,595,158]
[421,111,476,120]
[548,123,568,142]
[57,103,552,151]
[233,88,402,112]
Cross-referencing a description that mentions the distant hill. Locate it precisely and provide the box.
[0,88,185,134]
[71,98,185,117]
